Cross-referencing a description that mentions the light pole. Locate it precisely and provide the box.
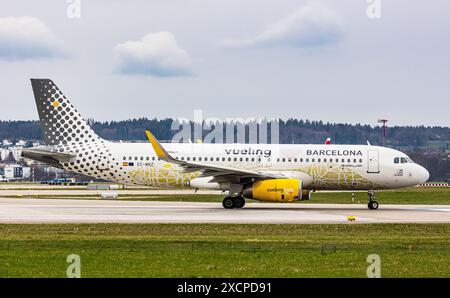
[378,119,388,146]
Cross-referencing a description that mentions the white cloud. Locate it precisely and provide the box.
[0,16,65,60]
[219,3,343,48]
[114,32,193,77]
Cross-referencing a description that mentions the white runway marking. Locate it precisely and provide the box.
[430,208,450,212]
[0,198,449,224]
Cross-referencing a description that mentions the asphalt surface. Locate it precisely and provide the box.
[0,198,449,224]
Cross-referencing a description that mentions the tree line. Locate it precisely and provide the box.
[2,118,449,147]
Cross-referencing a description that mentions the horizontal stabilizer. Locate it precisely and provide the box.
[22,146,76,167]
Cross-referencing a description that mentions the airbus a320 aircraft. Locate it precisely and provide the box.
[23,79,430,209]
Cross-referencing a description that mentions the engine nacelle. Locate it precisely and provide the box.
[242,178,302,202]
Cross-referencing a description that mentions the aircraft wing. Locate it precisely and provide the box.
[145,130,285,182]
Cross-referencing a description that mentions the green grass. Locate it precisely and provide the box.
[0,224,449,277]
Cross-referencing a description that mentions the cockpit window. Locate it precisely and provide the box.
[395,156,414,164]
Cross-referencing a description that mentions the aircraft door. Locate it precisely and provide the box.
[258,156,272,167]
[367,150,379,173]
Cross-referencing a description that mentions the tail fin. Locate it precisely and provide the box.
[30,79,103,145]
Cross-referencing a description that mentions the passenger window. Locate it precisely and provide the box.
[193,157,196,161]
[245,157,249,161]
[312,158,315,162]
[300,158,303,162]
[318,158,321,162]
[187,157,190,161]
[251,158,255,162]
[146,157,149,161]
[234,157,237,162]
[128,156,132,161]
[199,157,202,161]
[140,157,143,161]
[123,156,126,161]
[294,158,297,162]
[306,158,309,162]
[282,158,285,162]
[324,158,327,163]
[394,157,399,164]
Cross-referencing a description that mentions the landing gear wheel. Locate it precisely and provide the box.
[222,196,235,209]
[367,191,379,210]
[233,197,245,208]
[368,200,379,210]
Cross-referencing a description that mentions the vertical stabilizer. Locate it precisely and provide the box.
[30,79,102,145]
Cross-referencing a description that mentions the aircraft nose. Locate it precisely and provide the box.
[419,166,430,183]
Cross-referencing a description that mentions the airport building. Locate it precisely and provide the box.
[0,164,31,180]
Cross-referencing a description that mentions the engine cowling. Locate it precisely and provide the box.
[242,178,302,202]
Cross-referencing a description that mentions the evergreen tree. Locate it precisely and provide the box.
[4,151,15,163]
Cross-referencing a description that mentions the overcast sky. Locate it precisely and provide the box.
[1,0,449,126]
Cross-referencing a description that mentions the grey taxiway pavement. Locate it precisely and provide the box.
[0,198,449,224]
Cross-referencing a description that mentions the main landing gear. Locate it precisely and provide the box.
[367,191,379,210]
[222,196,246,209]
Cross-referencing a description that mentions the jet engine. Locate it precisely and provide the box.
[242,178,302,202]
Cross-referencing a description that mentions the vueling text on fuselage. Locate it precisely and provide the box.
[225,148,272,157]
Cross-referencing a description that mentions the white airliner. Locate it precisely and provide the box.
[23,79,429,209]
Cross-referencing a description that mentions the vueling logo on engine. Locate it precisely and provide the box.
[225,148,271,157]
[267,187,294,193]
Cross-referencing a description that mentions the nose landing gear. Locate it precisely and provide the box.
[367,191,379,210]
[222,196,246,209]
